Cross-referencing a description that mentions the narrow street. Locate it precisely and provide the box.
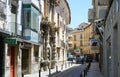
[51,64,86,77]
[0,0,118,77]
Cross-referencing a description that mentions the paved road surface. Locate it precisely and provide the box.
[51,64,86,77]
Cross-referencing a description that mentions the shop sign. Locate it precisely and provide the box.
[4,38,17,44]
[21,42,32,48]
[90,39,99,50]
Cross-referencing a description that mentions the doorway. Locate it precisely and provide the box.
[22,49,30,74]
[112,25,118,77]
[10,46,15,77]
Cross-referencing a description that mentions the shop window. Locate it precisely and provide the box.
[34,50,39,62]
[34,46,39,62]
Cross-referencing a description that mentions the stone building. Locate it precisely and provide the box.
[67,23,93,56]
[0,0,71,77]
[89,0,120,77]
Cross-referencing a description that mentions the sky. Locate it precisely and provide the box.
[68,0,93,29]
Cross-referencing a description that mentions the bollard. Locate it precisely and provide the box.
[56,65,58,72]
[69,62,70,67]
[22,73,24,77]
[87,62,91,72]
[80,74,82,77]
[84,68,87,76]
[61,64,63,70]
[84,69,86,76]
[39,69,41,77]
[65,63,67,68]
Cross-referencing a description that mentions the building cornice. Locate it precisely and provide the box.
[65,0,71,24]
[103,0,113,24]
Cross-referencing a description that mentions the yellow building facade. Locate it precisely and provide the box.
[83,23,93,54]
[67,23,93,55]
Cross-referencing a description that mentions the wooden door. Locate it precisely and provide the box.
[10,46,15,77]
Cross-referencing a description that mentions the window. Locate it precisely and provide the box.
[74,35,76,41]
[80,40,83,46]
[80,34,82,38]
[57,14,59,27]
[74,44,76,49]
[31,6,39,31]
[69,44,72,47]
[24,10,31,27]
[23,5,40,31]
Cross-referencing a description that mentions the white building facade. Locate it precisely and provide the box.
[4,0,42,77]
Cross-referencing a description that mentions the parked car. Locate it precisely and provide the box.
[84,54,93,63]
[75,56,84,64]
[68,55,74,61]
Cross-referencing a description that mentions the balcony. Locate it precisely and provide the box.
[56,39,65,48]
[67,40,72,44]
[88,9,94,22]
[56,39,61,48]
[23,0,41,12]
[68,34,73,38]
[11,0,18,6]
[0,20,5,30]
[24,29,39,43]
[8,22,22,36]
[0,20,11,35]
[0,1,6,19]
[98,0,109,6]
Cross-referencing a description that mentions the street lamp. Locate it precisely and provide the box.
[38,57,41,77]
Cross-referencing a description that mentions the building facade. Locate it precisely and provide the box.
[103,0,120,77]
[89,0,120,77]
[67,23,93,56]
[40,0,71,71]
[0,0,71,77]
[83,23,94,54]
[54,0,71,68]
[0,0,8,77]
[67,29,84,56]
[2,0,42,77]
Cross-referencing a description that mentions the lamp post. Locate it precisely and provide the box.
[39,60,41,77]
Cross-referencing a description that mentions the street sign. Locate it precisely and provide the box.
[90,39,99,50]
[4,38,17,44]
